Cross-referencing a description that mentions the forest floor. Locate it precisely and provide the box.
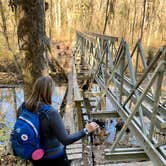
[0,41,72,85]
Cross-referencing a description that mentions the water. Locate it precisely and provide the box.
[105,118,117,143]
[0,86,66,145]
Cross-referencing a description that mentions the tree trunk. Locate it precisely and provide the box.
[147,20,153,47]
[49,0,53,40]
[103,0,110,34]
[140,0,147,41]
[131,0,137,45]
[0,0,21,75]
[55,0,58,32]
[87,0,94,30]
[65,0,71,39]
[56,0,61,35]
[13,0,49,98]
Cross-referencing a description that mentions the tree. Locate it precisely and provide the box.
[103,0,110,34]
[0,0,21,75]
[9,0,49,98]
[131,0,137,44]
[140,0,147,41]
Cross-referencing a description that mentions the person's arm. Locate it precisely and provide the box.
[49,110,98,145]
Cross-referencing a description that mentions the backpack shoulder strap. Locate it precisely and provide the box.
[39,105,52,120]
[39,105,52,113]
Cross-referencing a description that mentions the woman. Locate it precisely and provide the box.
[17,76,99,166]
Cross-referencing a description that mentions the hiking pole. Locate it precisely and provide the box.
[85,120,95,166]
[83,95,96,165]
[90,132,95,166]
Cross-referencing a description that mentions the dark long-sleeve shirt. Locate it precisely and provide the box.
[17,103,86,159]
[48,109,86,145]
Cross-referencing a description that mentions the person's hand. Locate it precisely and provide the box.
[85,122,99,133]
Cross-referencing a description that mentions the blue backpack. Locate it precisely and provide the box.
[10,104,51,160]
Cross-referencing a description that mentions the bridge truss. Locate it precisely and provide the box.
[74,32,166,165]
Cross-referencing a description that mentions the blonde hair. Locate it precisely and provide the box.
[25,76,55,111]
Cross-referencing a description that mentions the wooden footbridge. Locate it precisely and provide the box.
[0,31,165,165]
[66,32,166,166]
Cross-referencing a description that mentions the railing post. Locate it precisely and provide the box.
[75,101,83,130]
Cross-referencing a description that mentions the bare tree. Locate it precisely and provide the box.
[9,0,49,98]
[49,0,53,40]
[0,0,21,75]
[140,0,147,41]
[132,0,137,44]
[103,0,110,34]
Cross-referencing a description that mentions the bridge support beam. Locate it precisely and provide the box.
[96,76,166,166]
[105,147,149,162]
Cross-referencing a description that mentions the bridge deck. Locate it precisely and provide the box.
[66,140,83,161]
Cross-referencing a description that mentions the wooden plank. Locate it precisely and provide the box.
[73,58,84,131]
[105,147,150,162]
[63,61,76,133]
[72,58,83,101]
[67,153,82,160]
[86,32,118,42]
[72,140,82,144]
[85,110,119,118]
[66,144,82,149]
[66,141,83,161]
[66,148,82,154]
[75,101,83,130]
[104,147,144,153]
[84,92,102,97]
[105,151,149,162]
[77,31,96,43]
